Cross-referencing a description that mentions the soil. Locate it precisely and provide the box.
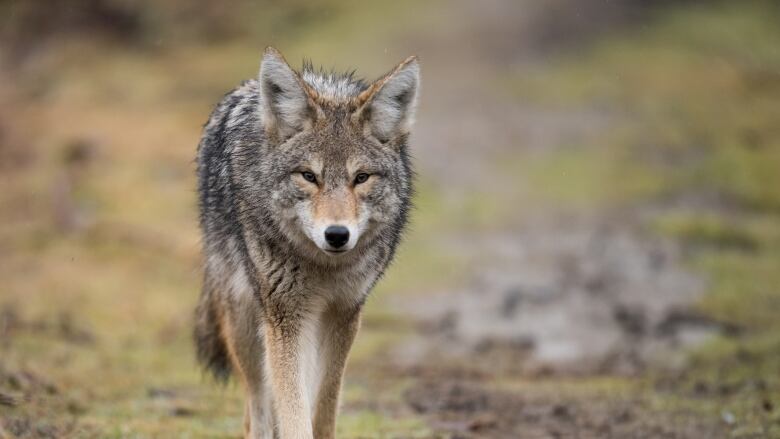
[404,380,726,439]
[394,218,729,377]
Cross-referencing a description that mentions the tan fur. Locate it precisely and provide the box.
[196,47,419,439]
[313,188,358,224]
[220,291,276,438]
[264,320,312,439]
[312,307,361,439]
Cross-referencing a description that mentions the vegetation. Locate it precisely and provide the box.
[510,2,780,436]
[1,0,779,437]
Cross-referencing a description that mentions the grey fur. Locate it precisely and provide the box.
[194,47,419,437]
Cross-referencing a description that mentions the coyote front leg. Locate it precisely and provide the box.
[222,314,275,439]
[263,315,313,439]
[313,306,361,439]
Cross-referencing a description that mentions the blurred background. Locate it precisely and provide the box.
[1,0,779,437]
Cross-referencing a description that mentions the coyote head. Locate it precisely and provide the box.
[248,47,419,261]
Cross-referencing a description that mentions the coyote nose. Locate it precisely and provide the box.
[324,225,350,249]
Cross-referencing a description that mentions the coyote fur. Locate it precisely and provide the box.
[194,47,419,438]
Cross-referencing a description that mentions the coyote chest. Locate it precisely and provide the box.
[252,251,381,307]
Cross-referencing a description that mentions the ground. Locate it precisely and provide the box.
[1,0,779,438]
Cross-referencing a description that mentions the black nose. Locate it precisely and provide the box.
[324,225,350,249]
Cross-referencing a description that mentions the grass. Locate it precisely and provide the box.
[505,1,780,436]
[2,0,780,437]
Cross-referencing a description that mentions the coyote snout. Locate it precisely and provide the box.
[308,220,358,254]
[298,185,367,255]
[324,225,351,250]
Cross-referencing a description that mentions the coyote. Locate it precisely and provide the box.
[194,47,419,438]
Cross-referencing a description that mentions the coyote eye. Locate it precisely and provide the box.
[354,173,370,185]
[301,171,317,184]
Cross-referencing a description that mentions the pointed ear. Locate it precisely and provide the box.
[355,56,420,143]
[259,47,318,140]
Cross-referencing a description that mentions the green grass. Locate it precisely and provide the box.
[3,0,780,437]
[337,412,430,439]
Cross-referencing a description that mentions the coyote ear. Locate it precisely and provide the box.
[259,47,317,140]
[355,56,420,144]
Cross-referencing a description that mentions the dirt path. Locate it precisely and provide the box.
[391,0,718,376]
[406,0,643,189]
[404,380,725,439]
[395,219,722,375]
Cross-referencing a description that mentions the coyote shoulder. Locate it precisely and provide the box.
[194,47,419,438]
